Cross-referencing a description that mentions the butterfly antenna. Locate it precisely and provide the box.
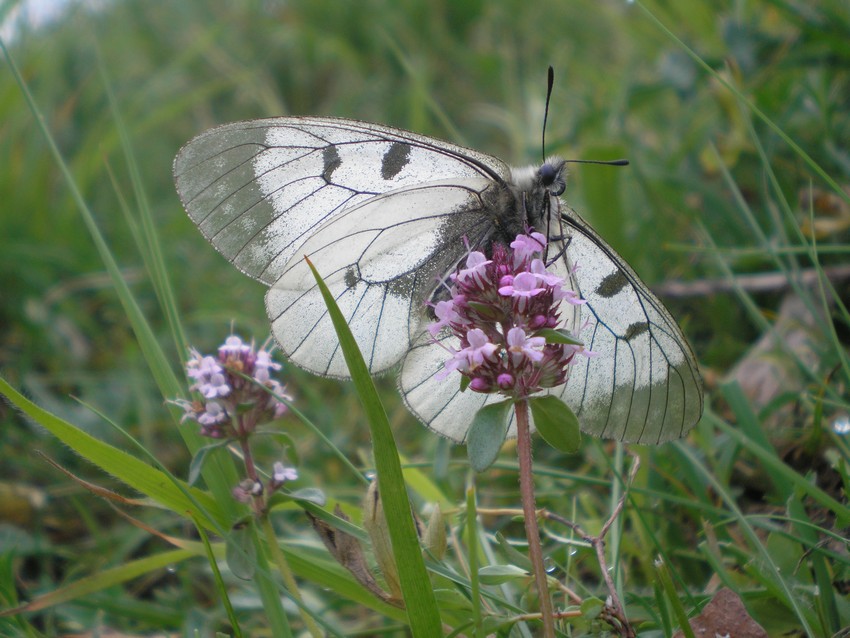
[542,66,555,162]
[543,68,628,167]
[564,158,630,166]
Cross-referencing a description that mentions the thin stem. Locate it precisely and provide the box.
[236,423,318,635]
[514,399,555,638]
[260,515,324,638]
[237,432,266,516]
[466,481,483,638]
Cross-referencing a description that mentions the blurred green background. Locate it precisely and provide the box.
[1,0,848,634]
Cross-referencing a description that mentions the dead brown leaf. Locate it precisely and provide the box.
[673,587,768,638]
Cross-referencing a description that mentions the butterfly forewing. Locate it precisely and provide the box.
[174,117,509,285]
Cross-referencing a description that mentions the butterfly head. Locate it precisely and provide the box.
[506,157,567,237]
[538,157,567,196]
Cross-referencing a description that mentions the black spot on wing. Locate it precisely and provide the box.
[596,269,628,298]
[322,145,341,183]
[344,266,360,289]
[381,142,411,180]
[624,322,649,341]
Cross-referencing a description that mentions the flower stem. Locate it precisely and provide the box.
[515,399,555,638]
[260,514,323,638]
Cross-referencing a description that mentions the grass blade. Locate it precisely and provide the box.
[304,257,441,636]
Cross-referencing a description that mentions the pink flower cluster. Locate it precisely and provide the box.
[429,233,592,398]
[175,335,291,439]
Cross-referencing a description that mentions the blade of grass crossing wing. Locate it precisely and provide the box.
[305,258,441,637]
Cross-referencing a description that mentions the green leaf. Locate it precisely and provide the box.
[466,400,512,472]
[459,374,471,392]
[288,487,327,506]
[534,327,583,346]
[0,377,225,530]
[580,596,605,620]
[433,588,473,611]
[265,487,327,511]
[188,440,231,486]
[0,548,195,616]
[226,523,256,581]
[478,564,530,585]
[481,616,515,634]
[529,395,581,453]
[467,300,500,320]
[423,503,447,560]
[494,532,532,572]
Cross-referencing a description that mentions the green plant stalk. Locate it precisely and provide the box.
[250,520,294,638]
[635,0,850,209]
[609,442,625,606]
[786,494,840,633]
[654,558,695,638]
[708,136,849,399]
[260,515,323,638]
[465,481,483,637]
[193,514,243,638]
[0,36,242,521]
[231,404,319,636]
[515,399,555,638]
[709,413,850,526]
[98,46,189,359]
[673,440,818,634]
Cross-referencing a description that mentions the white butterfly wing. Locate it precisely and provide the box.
[400,332,499,441]
[265,179,497,377]
[399,210,702,446]
[555,209,703,444]
[173,117,509,286]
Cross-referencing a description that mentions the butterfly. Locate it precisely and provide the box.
[174,116,703,445]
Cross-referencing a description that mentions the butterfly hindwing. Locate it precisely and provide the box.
[555,209,703,444]
[173,117,509,285]
[399,211,702,446]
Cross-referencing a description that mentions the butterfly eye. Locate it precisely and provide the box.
[539,162,565,196]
